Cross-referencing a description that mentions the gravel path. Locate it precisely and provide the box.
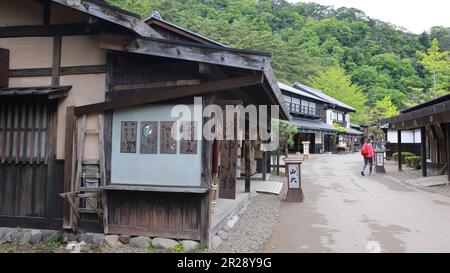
[385,160,450,197]
[212,176,284,253]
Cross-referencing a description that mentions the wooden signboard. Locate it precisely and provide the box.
[218,140,238,199]
[140,121,158,154]
[180,121,198,154]
[160,121,177,154]
[120,121,137,153]
[284,158,304,202]
[375,151,386,173]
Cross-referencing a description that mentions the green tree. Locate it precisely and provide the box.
[416,39,450,96]
[375,95,399,118]
[307,67,368,124]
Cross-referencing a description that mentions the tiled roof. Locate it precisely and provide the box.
[293,82,356,112]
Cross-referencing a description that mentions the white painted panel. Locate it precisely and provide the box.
[111,104,203,186]
[387,130,418,143]
[414,129,422,143]
[288,164,300,189]
[326,109,333,125]
[315,133,322,144]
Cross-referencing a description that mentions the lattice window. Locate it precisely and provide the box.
[0,98,48,164]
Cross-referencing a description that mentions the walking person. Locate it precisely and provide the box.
[360,138,374,176]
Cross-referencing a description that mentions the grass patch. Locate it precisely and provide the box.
[32,235,61,253]
[169,243,184,253]
[146,241,154,253]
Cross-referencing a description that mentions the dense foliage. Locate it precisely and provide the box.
[108,0,450,124]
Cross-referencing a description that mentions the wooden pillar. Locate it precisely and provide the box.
[262,151,267,181]
[245,119,251,193]
[447,124,450,183]
[276,148,280,176]
[398,130,402,171]
[63,106,75,229]
[421,127,427,177]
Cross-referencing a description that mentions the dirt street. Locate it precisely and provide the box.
[265,153,450,253]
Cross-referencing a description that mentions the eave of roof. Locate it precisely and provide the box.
[293,82,356,112]
[402,93,450,113]
[145,16,227,48]
[0,86,72,99]
[290,117,336,132]
[278,82,328,103]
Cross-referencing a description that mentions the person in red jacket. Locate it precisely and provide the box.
[360,138,374,176]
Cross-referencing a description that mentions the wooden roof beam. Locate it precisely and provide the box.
[74,73,263,115]
[125,38,270,71]
[51,0,162,38]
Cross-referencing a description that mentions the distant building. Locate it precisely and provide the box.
[278,82,364,154]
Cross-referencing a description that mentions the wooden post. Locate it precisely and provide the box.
[200,94,214,247]
[63,106,75,229]
[447,124,450,184]
[262,151,267,181]
[421,127,427,177]
[52,35,61,86]
[276,148,280,176]
[398,130,402,171]
[245,119,251,193]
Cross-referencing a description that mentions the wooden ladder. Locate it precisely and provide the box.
[60,114,107,231]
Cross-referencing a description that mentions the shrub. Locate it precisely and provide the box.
[392,152,416,163]
[406,156,421,170]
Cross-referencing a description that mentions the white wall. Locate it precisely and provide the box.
[325,109,333,125]
[315,133,322,144]
[345,114,350,128]
[387,129,422,143]
[111,104,203,187]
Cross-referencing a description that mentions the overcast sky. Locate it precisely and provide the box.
[289,0,449,34]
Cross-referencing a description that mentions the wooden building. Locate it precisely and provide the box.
[279,81,363,154]
[384,94,450,179]
[0,0,290,246]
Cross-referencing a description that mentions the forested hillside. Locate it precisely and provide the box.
[108,0,450,124]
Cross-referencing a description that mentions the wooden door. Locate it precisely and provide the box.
[0,97,63,229]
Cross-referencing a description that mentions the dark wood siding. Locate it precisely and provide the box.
[107,190,204,240]
[0,48,9,88]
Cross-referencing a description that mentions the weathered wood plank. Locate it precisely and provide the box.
[218,140,238,199]
[120,121,137,153]
[52,35,62,86]
[160,121,176,154]
[9,65,106,77]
